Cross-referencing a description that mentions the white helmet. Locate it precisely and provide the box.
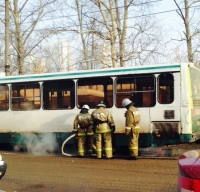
[122,98,132,107]
[82,105,90,110]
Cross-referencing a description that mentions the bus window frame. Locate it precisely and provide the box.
[11,82,41,111]
[0,84,9,111]
[158,73,174,104]
[115,75,156,108]
[77,77,113,109]
[42,79,75,110]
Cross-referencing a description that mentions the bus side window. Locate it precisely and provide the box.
[11,83,40,111]
[0,85,9,111]
[77,77,113,109]
[43,80,75,110]
[116,76,155,108]
[158,73,174,104]
[142,92,152,107]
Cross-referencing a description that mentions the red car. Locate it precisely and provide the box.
[177,150,200,192]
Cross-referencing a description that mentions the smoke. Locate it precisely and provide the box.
[14,133,59,156]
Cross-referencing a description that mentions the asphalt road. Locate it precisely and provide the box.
[0,150,178,192]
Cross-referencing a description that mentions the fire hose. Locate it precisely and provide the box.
[61,134,77,156]
[61,133,97,157]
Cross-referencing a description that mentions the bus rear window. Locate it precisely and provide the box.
[43,80,75,110]
[116,76,156,108]
[0,85,9,111]
[158,73,174,104]
[77,77,113,109]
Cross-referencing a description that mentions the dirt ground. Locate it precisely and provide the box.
[0,150,180,192]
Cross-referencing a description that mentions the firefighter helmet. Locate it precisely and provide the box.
[97,100,106,107]
[82,105,90,110]
[122,98,132,107]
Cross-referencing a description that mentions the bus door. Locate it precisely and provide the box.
[150,73,180,146]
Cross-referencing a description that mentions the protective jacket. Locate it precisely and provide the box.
[125,105,140,134]
[91,106,115,158]
[73,110,94,156]
[125,105,140,157]
[74,112,93,135]
[92,107,115,133]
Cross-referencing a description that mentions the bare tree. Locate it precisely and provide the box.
[39,41,73,73]
[75,0,90,69]
[91,0,118,67]
[174,0,200,64]
[78,0,163,68]
[25,55,46,74]
[58,0,110,69]
[0,0,59,75]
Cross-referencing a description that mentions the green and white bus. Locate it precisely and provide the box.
[0,63,199,152]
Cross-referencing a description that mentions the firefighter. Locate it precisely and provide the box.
[91,100,115,159]
[73,105,94,157]
[122,98,140,160]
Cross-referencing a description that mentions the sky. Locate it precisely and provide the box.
[155,0,184,38]
[0,0,192,69]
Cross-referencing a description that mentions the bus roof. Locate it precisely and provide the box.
[0,63,190,84]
